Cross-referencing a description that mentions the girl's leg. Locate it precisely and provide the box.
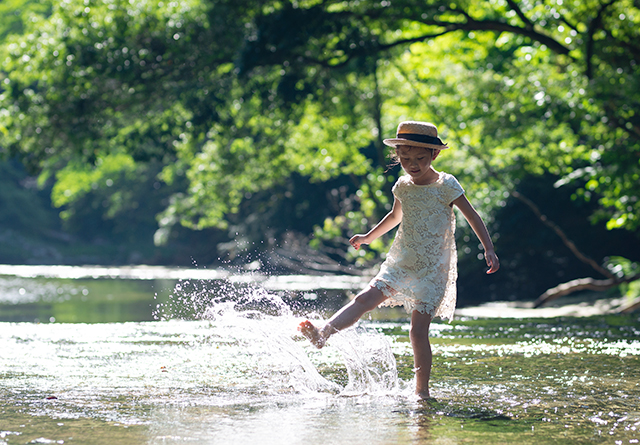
[410,310,433,399]
[299,285,388,348]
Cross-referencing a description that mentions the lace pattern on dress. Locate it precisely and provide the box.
[370,172,464,322]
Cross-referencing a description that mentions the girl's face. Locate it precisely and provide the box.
[396,145,440,185]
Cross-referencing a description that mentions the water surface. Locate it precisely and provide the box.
[1,272,639,444]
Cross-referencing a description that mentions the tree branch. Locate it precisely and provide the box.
[376,18,572,57]
[559,15,579,33]
[534,272,640,307]
[510,190,615,279]
[620,294,640,313]
[585,0,618,79]
[372,63,387,168]
[505,0,535,31]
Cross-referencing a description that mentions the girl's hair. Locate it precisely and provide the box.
[387,145,434,169]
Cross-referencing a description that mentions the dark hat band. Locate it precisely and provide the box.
[397,133,445,146]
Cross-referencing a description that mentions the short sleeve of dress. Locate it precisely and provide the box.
[441,173,465,204]
[391,175,409,198]
[391,178,400,196]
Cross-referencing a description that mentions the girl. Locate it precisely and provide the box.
[298,121,499,399]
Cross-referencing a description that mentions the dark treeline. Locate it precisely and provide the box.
[1,0,639,306]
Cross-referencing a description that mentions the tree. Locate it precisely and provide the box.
[236,0,640,302]
[0,0,51,41]
[1,0,639,304]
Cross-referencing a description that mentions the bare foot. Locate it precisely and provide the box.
[298,320,326,349]
[416,390,431,401]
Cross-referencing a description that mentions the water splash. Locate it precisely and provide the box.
[330,327,401,396]
[153,278,403,398]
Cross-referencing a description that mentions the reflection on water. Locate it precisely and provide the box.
[0,275,176,323]
[0,271,353,323]
[1,270,639,444]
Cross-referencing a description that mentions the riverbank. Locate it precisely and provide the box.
[455,296,630,319]
[1,263,636,319]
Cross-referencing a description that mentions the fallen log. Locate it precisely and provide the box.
[534,273,640,308]
[619,297,640,314]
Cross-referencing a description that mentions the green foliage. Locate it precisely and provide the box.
[606,256,640,279]
[51,152,137,210]
[0,0,211,170]
[1,0,639,288]
[237,0,640,235]
[606,256,640,302]
[0,0,51,42]
[0,160,56,234]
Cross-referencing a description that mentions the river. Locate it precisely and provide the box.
[1,265,639,444]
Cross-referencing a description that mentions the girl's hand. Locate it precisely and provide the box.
[485,250,500,274]
[349,234,368,250]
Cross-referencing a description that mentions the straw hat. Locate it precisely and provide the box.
[383,121,449,150]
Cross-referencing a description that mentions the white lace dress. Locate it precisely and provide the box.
[371,172,464,322]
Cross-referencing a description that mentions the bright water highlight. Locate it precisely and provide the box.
[1,272,640,444]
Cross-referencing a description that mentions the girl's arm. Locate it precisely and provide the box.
[452,194,500,274]
[350,197,403,250]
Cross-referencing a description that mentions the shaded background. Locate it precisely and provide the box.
[1,0,639,308]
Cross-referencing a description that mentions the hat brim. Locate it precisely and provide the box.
[383,138,449,150]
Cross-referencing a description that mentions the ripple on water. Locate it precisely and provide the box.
[1,283,639,444]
